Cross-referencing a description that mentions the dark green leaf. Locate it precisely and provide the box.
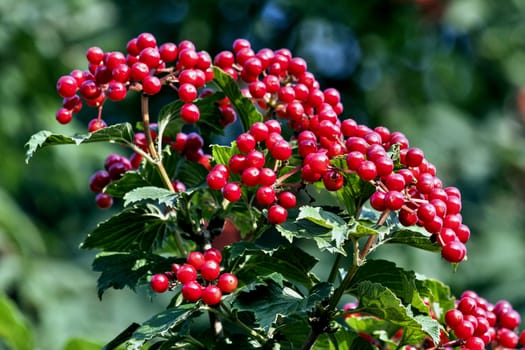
[211,67,263,131]
[235,244,319,290]
[126,305,199,350]
[92,251,172,298]
[81,205,172,252]
[349,281,441,345]
[385,226,441,252]
[345,316,400,346]
[25,123,135,162]
[234,281,331,332]
[414,277,455,322]
[315,328,369,350]
[211,144,237,166]
[104,171,153,197]
[349,259,416,305]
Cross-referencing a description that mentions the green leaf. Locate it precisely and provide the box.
[234,244,319,290]
[104,171,153,198]
[349,260,416,305]
[81,205,172,252]
[345,316,400,346]
[384,226,441,252]
[62,338,105,350]
[0,292,34,350]
[92,251,172,298]
[234,281,331,332]
[349,281,441,345]
[315,328,371,350]
[25,123,135,162]
[211,67,263,131]
[415,276,455,322]
[276,208,349,255]
[211,144,237,166]
[123,186,177,207]
[126,305,199,350]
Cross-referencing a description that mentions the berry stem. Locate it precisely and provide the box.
[140,94,175,192]
[275,165,301,186]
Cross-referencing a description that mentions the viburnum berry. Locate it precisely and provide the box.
[278,191,296,209]
[322,170,344,191]
[203,248,222,263]
[95,193,113,209]
[89,170,111,193]
[181,280,202,302]
[142,75,162,95]
[200,259,221,281]
[56,75,79,98]
[186,251,206,270]
[150,273,170,293]
[441,241,466,263]
[201,285,222,306]
[88,118,107,132]
[222,182,242,202]
[207,170,228,190]
[178,83,198,103]
[56,108,73,124]
[268,204,287,224]
[217,273,238,294]
[176,264,198,284]
[180,103,200,124]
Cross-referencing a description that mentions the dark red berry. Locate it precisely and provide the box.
[268,204,287,224]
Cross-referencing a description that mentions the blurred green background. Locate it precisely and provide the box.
[1,0,524,348]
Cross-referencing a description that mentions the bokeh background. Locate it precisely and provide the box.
[1,0,525,348]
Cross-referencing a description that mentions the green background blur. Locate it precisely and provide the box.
[1,0,524,349]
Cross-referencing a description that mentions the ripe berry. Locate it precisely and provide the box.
[201,285,222,306]
[357,161,377,182]
[405,148,425,167]
[278,191,297,209]
[203,248,222,263]
[445,309,464,328]
[268,204,287,224]
[453,320,475,339]
[222,182,242,202]
[56,75,79,98]
[464,336,485,350]
[56,108,73,124]
[95,193,113,209]
[384,191,405,211]
[176,264,198,284]
[499,309,521,330]
[178,83,198,103]
[89,170,111,193]
[139,47,161,69]
[107,81,127,101]
[236,133,256,153]
[498,328,519,348]
[322,170,344,191]
[207,170,228,190]
[86,46,104,64]
[159,42,178,62]
[186,251,206,270]
[180,103,200,124]
[200,260,221,281]
[218,273,238,293]
[441,241,466,263]
[241,167,260,187]
[142,75,162,95]
[136,32,157,51]
[150,273,170,293]
[182,280,202,302]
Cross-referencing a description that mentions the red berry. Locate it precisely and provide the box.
[246,150,266,169]
[417,202,437,222]
[159,42,178,62]
[384,191,405,211]
[181,281,202,302]
[56,108,73,124]
[453,320,475,339]
[445,309,464,328]
[107,81,127,101]
[464,336,485,350]
[56,75,79,98]
[441,241,466,263]
[136,32,157,51]
[322,170,344,191]
[236,133,256,153]
[222,182,242,202]
[186,251,206,270]
[150,273,170,293]
[404,148,425,167]
[207,170,228,190]
[89,170,111,193]
[139,47,161,69]
[201,285,222,306]
[271,140,293,161]
[176,264,198,284]
[142,75,162,95]
[357,161,377,182]
[218,273,238,293]
[499,309,521,330]
[498,328,519,348]
[204,248,222,263]
[86,46,104,64]
[95,193,113,209]
[200,260,221,281]
[259,168,277,186]
[278,191,297,209]
[241,167,260,187]
[130,62,150,81]
[180,103,200,124]
[399,208,418,226]
[178,83,198,103]
[268,204,287,224]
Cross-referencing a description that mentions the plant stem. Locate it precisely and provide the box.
[327,253,343,284]
[140,94,175,192]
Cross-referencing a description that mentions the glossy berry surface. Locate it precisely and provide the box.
[150,273,170,293]
[201,285,222,306]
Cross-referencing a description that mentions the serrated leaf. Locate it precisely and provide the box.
[126,305,199,350]
[92,251,172,298]
[349,281,441,345]
[123,186,177,207]
[276,208,349,255]
[25,123,135,162]
[415,276,455,322]
[234,281,331,332]
[235,244,319,290]
[81,205,172,252]
[211,144,237,166]
[211,67,263,131]
[385,226,441,252]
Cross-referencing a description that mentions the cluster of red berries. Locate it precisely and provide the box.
[55,33,215,129]
[55,34,472,263]
[89,153,138,208]
[149,248,238,306]
[445,290,525,349]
